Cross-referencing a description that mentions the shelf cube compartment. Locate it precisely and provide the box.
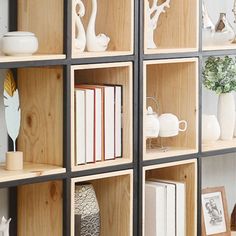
[71,170,133,236]
[202,154,236,235]
[144,0,198,54]
[71,62,133,171]
[71,0,134,58]
[0,67,66,183]
[143,58,198,160]
[17,180,63,236]
[143,159,197,236]
[0,0,65,63]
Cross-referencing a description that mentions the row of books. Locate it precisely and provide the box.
[145,179,186,236]
[75,84,122,165]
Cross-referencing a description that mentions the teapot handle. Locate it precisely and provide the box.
[179,120,188,132]
[146,96,159,113]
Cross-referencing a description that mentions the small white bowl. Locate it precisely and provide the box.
[1,31,38,56]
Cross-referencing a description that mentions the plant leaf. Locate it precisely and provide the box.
[4,70,16,97]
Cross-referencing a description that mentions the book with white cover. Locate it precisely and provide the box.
[75,89,86,165]
[157,179,186,236]
[115,86,122,157]
[85,89,95,163]
[104,86,115,160]
[148,180,176,236]
[145,182,166,236]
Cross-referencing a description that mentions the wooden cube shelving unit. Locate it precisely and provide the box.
[71,62,133,171]
[18,180,63,236]
[143,58,198,160]
[144,0,199,54]
[71,170,133,236]
[71,0,134,58]
[143,159,197,236]
[0,0,65,63]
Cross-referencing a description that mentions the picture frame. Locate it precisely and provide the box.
[202,187,231,236]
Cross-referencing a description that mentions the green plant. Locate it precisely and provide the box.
[203,56,236,94]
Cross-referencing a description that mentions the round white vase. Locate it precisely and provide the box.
[217,93,235,140]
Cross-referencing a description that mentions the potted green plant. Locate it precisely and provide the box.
[203,56,236,140]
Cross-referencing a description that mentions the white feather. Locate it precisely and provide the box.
[3,89,21,151]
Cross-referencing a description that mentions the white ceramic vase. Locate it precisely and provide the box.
[217,93,235,140]
[202,114,220,143]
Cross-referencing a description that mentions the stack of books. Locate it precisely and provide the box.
[145,179,186,236]
[74,84,122,165]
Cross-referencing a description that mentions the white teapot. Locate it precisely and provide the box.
[145,106,160,138]
[159,113,188,137]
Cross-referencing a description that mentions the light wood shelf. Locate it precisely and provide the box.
[71,62,133,170]
[71,0,133,58]
[0,162,65,183]
[17,66,63,168]
[71,170,133,236]
[18,180,63,236]
[143,58,199,160]
[143,159,197,236]
[202,139,236,153]
[144,0,198,54]
[203,44,236,52]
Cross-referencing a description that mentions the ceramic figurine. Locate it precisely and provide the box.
[0,217,11,236]
[4,70,23,170]
[146,0,171,49]
[86,0,110,52]
[74,184,100,236]
[74,0,86,52]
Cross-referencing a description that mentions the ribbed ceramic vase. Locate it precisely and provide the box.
[217,93,235,140]
[74,184,100,236]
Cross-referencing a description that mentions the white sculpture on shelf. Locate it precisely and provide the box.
[86,0,110,52]
[74,0,86,52]
[146,0,171,49]
[0,217,11,236]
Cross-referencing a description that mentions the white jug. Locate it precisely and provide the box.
[145,106,160,138]
[159,113,187,137]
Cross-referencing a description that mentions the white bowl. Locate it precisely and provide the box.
[1,31,38,56]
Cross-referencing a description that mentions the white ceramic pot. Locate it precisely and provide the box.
[202,114,220,143]
[145,106,159,138]
[1,31,38,56]
[159,113,188,137]
[217,93,235,140]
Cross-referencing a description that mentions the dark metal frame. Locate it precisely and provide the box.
[1,0,236,235]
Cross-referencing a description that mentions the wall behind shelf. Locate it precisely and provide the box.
[0,0,9,219]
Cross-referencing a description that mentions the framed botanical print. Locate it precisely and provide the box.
[202,187,230,236]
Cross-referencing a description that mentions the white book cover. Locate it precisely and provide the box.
[149,180,176,236]
[85,89,94,163]
[94,88,102,161]
[157,180,186,236]
[115,86,122,157]
[145,182,166,236]
[104,86,115,160]
[75,89,86,165]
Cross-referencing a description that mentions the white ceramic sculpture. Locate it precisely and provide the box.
[145,106,160,138]
[74,0,86,52]
[86,0,110,52]
[0,217,11,236]
[146,0,171,49]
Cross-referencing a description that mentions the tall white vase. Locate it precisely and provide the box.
[217,93,235,140]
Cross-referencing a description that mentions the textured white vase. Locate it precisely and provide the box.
[217,93,235,140]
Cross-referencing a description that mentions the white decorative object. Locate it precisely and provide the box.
[3,70,23,170]
[74,0,86,52]
[0,217,11,236]
[234,112,236,137]
[217,93,235,140]
[2,31,38,56]
[202,114,220,143]
[86,0,110,52]
[145,106,160,138]
[159,113,187,137]
[146,0,171,49]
